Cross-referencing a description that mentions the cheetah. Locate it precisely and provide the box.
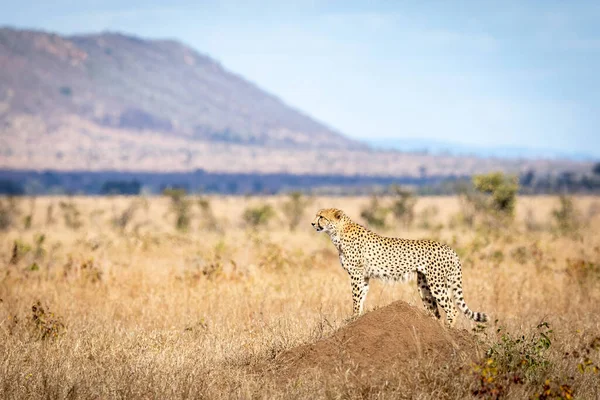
[311,208,488,327]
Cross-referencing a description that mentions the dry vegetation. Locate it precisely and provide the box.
[5,112,591,177]
[1,193,600,399]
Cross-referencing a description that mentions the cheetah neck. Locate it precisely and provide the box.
[328,229,342,249]
[326,218,356,251]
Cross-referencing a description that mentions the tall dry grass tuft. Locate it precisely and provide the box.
[1,195,599,399]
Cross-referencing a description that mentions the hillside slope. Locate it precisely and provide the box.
[0,27,590,176]
[0,27,357,149]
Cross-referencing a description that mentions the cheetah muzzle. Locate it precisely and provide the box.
[311,208,488,327]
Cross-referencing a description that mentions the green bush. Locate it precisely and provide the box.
[472,172,519,218]
[198,197,220,232]
[488,322,553,379]
[59,200,83,230]
[45,203,56,226]
[112,199,145,232]
[31,301,66,340]
[23,199,37,228]
[454,172,519,229]
[417,205,440,230]
[280,191,311,231]
[164,189,191,231]
[360,196,389,229]
[552,195,580,234]
[472,322,554,397]
[389,185,416,227]
[0,197,20,230]
[162,187,187,199]
[243,204,275,228]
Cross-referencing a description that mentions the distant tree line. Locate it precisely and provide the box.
[0,179,25,195]
[100,180,141,195]
[0,163,599,196]
[518,167,600,194]
[0,169,447,196]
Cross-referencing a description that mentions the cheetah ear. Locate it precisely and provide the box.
[333,210,343,220]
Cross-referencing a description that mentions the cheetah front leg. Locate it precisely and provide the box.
[349,271,370,317]
[417,271,441,319]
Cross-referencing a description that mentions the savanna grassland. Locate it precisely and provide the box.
[1,193,599,399]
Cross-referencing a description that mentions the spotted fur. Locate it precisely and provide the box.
[312,208,488,326]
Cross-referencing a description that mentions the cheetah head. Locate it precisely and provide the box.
[312,208,344,233]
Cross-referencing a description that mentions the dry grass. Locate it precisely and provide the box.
[1,194,600,399]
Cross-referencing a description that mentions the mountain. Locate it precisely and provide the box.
[0,27,592,177]
[0,27,357,148]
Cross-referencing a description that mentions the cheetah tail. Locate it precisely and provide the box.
[449,275,488,323]
[453,289,488,323]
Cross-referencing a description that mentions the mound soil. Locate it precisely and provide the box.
[270,301,481,381]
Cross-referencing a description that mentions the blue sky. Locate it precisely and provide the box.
[2,1,600,156]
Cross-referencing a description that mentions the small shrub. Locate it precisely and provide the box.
[360,196,389,229]
[472,172,519,218]
[524,207,543,232]
[417,205,439,230]
[565,258,600,286]
[164,189,191,231]
[389,185,416,228]
[10,240,31,264]
[455,173,518,229]
[162,187,187,198]
[100,180,141,195]
[22,197,36,229]
[531,379,574,400]
[33,234,46,259]
[248,233,302,271]
[59,200,83,230]
[471,358,507,399]
[201,260,224,280]
[80,259,103,283]
[551,196,580,234]
[473,322,555,398]
[182,256,224,284]
[489,322,553,381]
[31,301,66,340]
[258,242,293,270]
[280,191,311,231]
[489,249,505,265]
[0,197,21,230]
[198,197,220,232]
[570,336,600,376]
[8,235,45,266]
[45,203,56,226]
[243,204,275,228]
[112,199,144,231]
[510,246,529,265]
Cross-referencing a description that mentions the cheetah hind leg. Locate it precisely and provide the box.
[417,271,440,319]
[430,282,458,327]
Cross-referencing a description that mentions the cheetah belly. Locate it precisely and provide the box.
[364,243,422,281]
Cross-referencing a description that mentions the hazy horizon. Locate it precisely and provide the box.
[2,1,599,158]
